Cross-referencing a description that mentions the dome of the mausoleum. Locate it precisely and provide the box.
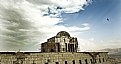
[56,31,70,37]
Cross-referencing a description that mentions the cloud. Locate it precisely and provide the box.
[89,38,94,41]
[97,39,121,49]
[77,38,96,51]
[26,0,90,13]
[0,0,91,51]
[82,23,89,26]
[78,39,121,51]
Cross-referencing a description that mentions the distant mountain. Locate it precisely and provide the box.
[97,48,121,55]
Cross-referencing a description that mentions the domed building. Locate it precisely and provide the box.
[41,31,78,52]
[56,31,70,37]
[0,31,109,64]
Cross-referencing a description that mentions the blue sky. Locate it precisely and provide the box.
[62,0,121,40]
[0,0,121,51]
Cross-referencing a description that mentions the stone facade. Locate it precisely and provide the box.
[0,52,108,64]
[41,31,78,52]
[0,31,109,64]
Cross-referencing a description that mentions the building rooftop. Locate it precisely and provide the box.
[56,31,70,37]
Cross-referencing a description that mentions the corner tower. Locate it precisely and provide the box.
[41,31,78,52]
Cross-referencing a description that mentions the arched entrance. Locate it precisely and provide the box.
[50,49,54,52]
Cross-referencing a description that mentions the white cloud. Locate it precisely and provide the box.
[78,39,121,51]
[0,0,91,51]
[26,0,89,13]
[78,38,96,51]
[89,38,94,41]
[82,23,89,26]
[97,39,121,49]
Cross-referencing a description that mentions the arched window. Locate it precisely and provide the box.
[65,61,67,64]
[55,62,59,64]
[79,60,82,64]
[103,58,105,62]
[95,59,97,63]
[99,58,101,63]
[90,59,93,64]
[45,63,48,64]
[85,59,88,64]
[72,60,75,64]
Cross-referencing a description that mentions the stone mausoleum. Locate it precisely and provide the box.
[41,31,78,53]
[0,31,108,64]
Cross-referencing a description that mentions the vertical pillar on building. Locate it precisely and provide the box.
[67,43,68,52]
[68,44,70,52]
[75,44,77,52]
[73,44,74,52]
[65,43,67,52]
[74,43,75,52]
[74,38,76,52]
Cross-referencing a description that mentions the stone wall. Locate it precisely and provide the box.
[0,52,108,64]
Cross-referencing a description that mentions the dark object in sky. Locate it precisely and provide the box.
[107,18,109,21]
[57,6,62,9]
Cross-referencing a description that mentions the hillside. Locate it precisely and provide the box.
[98,48,121,64]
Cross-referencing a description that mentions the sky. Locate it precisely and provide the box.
[0,0,121,51]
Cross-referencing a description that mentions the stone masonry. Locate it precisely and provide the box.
[0,31,108,64]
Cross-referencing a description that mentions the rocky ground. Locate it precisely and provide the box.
[96,48,121,64]
[107,55,121,64]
